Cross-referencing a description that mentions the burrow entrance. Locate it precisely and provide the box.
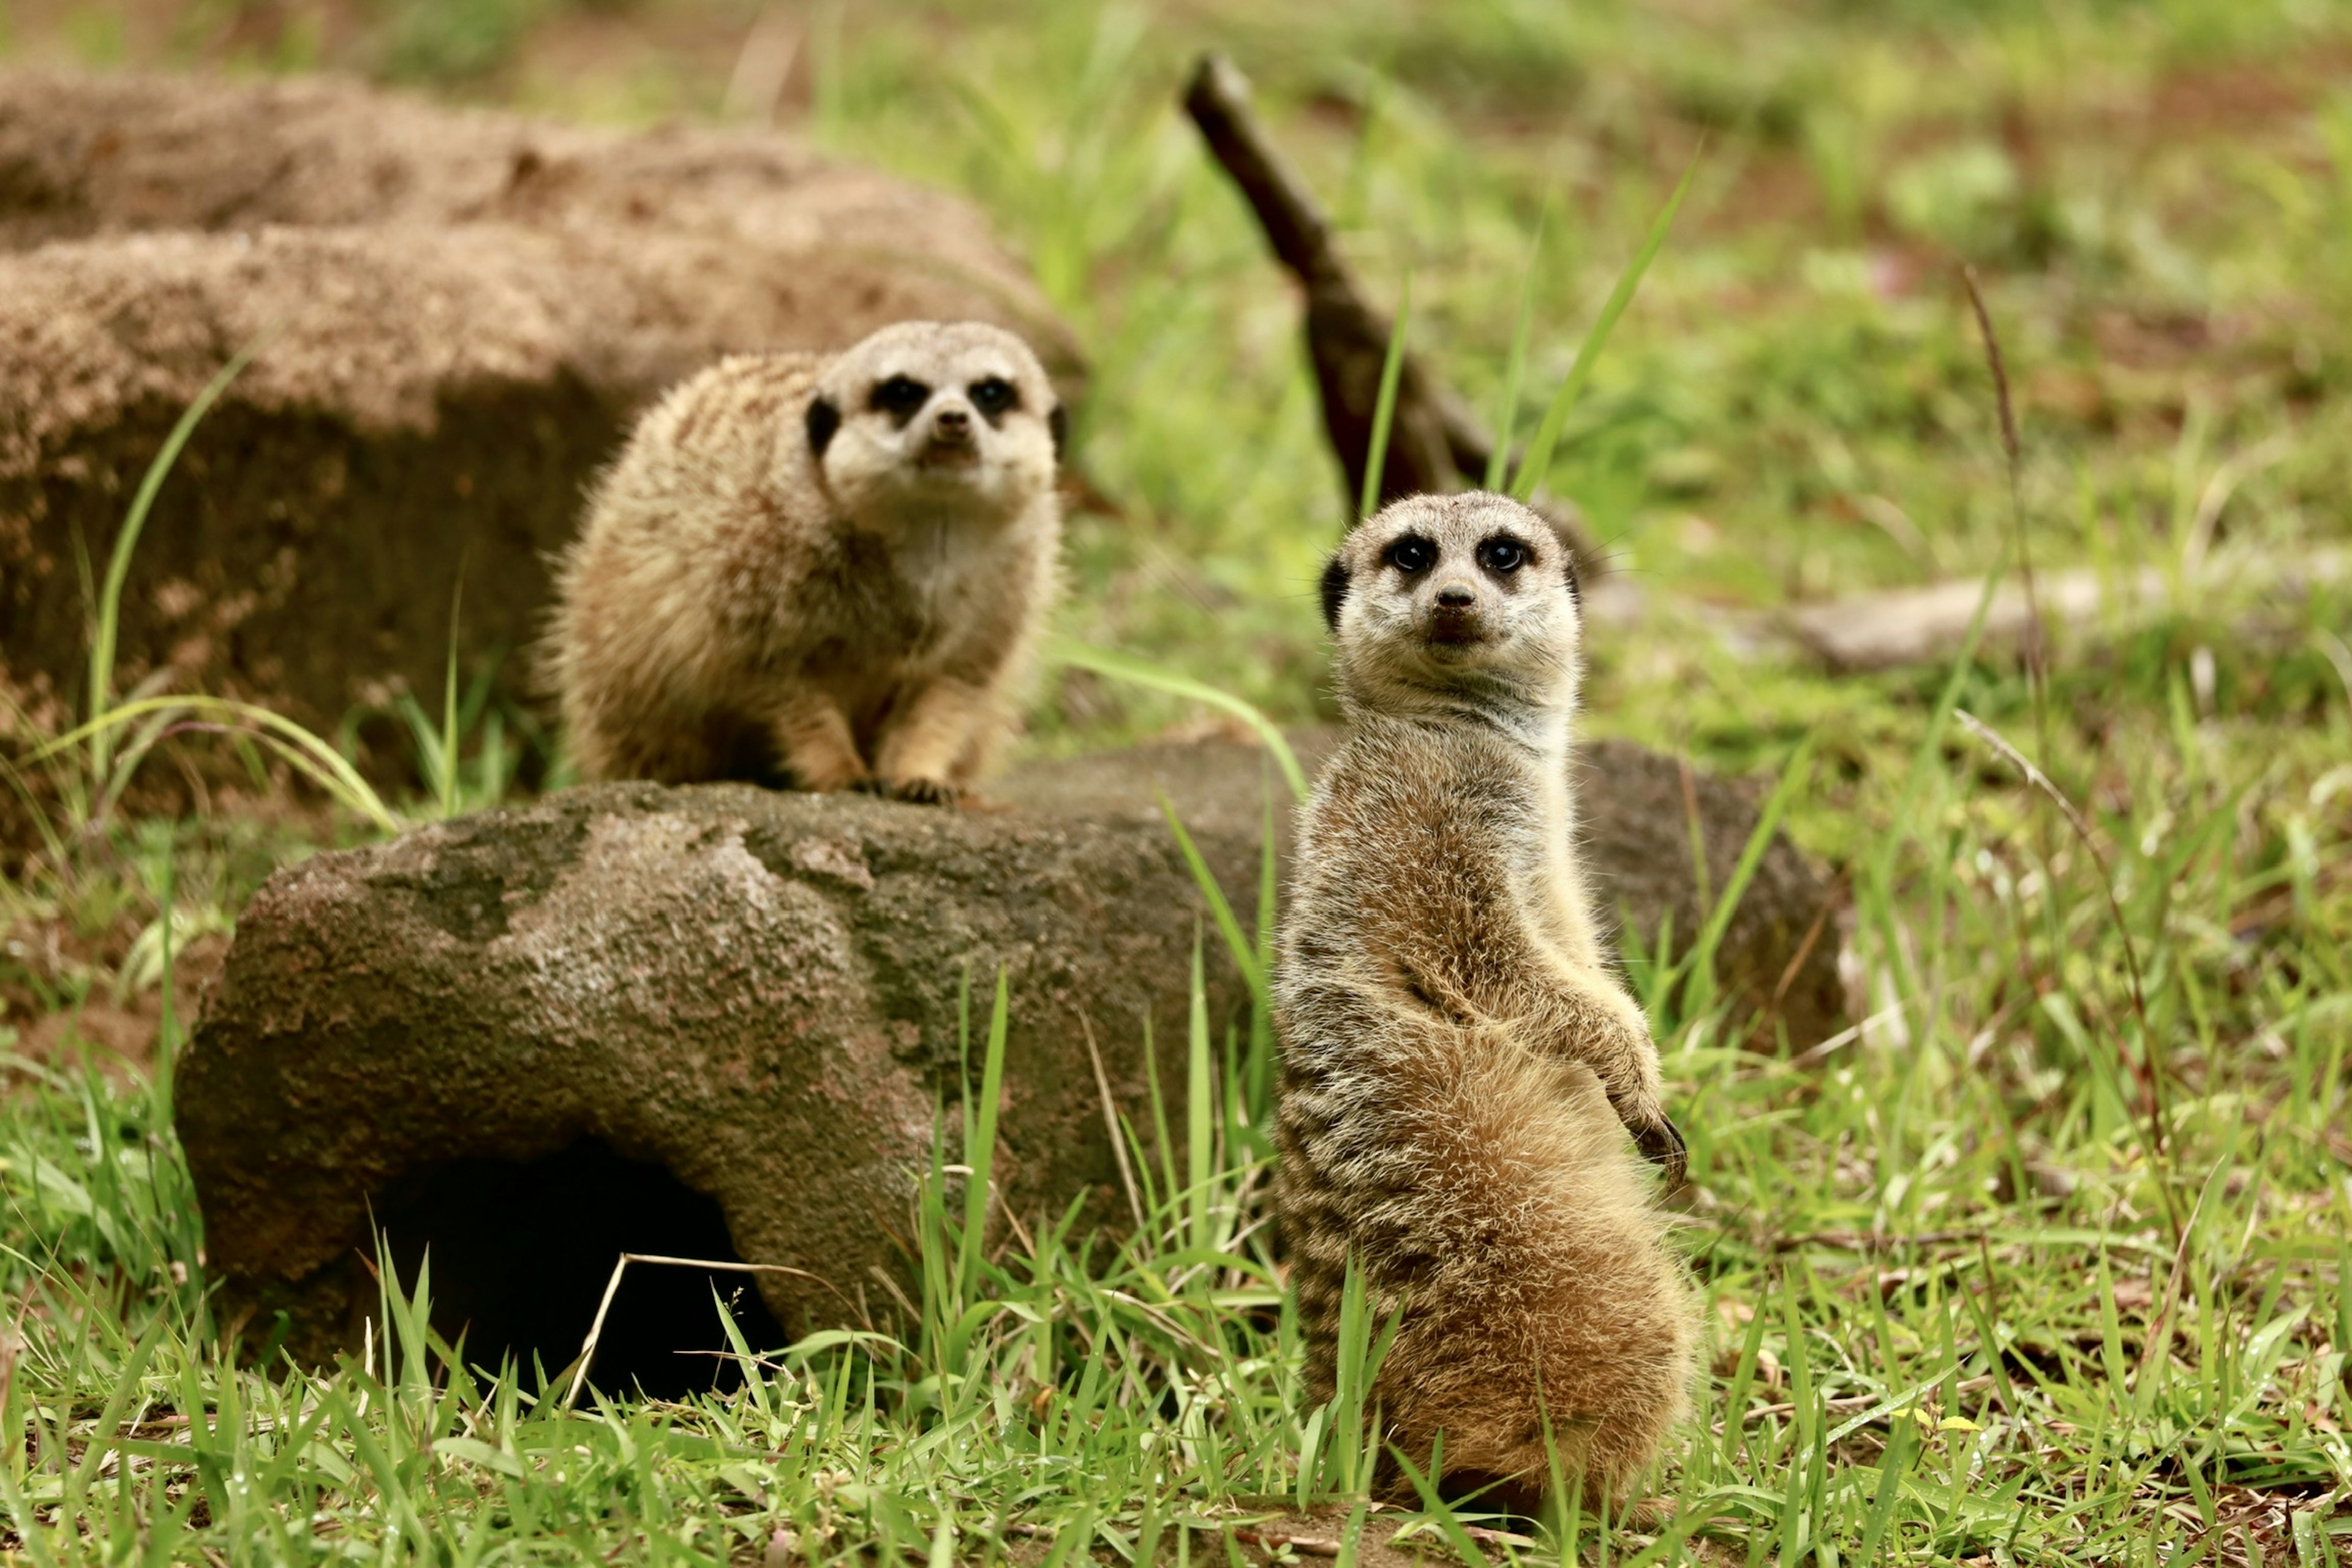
[375,1138,787,1400]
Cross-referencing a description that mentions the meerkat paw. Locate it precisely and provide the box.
[894,777,963,807]
[870,775,963,807]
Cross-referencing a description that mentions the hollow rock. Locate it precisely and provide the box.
[0,67,1080,765]
[181,734,1841,1375]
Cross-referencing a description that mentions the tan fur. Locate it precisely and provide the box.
[1275,492,1697,1511]
[546,321,1061,801]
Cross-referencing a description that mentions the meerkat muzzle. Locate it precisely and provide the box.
[1427,584,1485,645]
[919,427,982,467]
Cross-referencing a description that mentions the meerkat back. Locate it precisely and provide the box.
[1275,492,1697,1512]
[548,353,827,785]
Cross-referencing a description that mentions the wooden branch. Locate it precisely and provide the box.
[1182,53,1595,564]
[1781,548,2346,672]
[1180,53,1349,293]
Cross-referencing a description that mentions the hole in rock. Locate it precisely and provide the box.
[375,1137,786,1400]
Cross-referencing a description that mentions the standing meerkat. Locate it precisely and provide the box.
[546,320,1064,802]
[1276,492,1696,1512]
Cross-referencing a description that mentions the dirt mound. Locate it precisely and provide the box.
[0,67,1079,783]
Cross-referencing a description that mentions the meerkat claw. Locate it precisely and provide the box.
[888,777,962,807]
[1632,1112,1688,1189]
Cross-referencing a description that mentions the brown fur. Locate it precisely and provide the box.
[1275,492,1697,1511]
[546,321,1061,801]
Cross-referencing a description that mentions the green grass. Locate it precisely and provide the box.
[4,0,2351,1559]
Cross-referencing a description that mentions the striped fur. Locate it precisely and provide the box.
[1275,494,1697,1509]
[546,322,1061,801]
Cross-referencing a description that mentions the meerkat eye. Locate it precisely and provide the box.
[968,377,1018,415]
[871,376,931,418]
[1477,537,1529,575]
[1385,535,1437,575]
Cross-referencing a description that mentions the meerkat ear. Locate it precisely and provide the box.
[1047,403,1068,464]
[1538,515,1583,607]
[805,395,842,458]
[1319,554,1349,631]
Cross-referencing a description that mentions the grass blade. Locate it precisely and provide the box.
[37,695,402,834]
[1186,933,1214,1255]
[1360,273,1413,521]
[88,334,271,785]
[1158,791,1264,997]
[1684,734,1816,1013]
[439,574,464,820]
[956,968,1013,1304]
[1485,206,1548,491]
[1510,146,1702,503]
[1048,637,1308,801]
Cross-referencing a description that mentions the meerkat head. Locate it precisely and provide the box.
[804,320,1063,524]
[1319,492,1584,720]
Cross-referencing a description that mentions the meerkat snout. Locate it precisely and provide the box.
[930,402,973,446]
[1429,579,1481,641]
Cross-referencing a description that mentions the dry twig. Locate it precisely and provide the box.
[1181,54,1596,563]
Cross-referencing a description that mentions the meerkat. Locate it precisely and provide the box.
[545,320,1064,802]
[1275,492,1697,1513]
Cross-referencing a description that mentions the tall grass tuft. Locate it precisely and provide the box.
[18,340,404,843]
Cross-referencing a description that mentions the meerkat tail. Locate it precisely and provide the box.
[1364,1033,1695,1506]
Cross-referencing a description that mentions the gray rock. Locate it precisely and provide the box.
[181,736,1839,1378]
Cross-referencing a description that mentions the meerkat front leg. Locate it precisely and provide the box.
[768,688,870,793]
[1525,980,1687,1185]
[1381,903,1686,1183]
[870,676,990,804]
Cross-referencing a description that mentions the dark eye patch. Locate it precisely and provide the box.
[1384,535,1437,574]
[969,377,1017,418]
[1319,554,1349,631]
[1476,535,1529,575]
[871,375,931,420]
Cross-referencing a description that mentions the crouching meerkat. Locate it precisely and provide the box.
[546,320,1064,802]
[1275,492,1697,1512]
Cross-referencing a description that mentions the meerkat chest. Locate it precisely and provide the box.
[1308,739,1571,954]
[785,521,1006,671]
[887,520,1002,630]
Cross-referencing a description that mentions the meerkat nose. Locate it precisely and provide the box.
[933,406,972,437]
[1436,583,1477,609]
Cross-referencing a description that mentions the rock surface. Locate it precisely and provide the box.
[0,68,1078,764]
[1003,730,1842,1044]
[182,734,1840,1373]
